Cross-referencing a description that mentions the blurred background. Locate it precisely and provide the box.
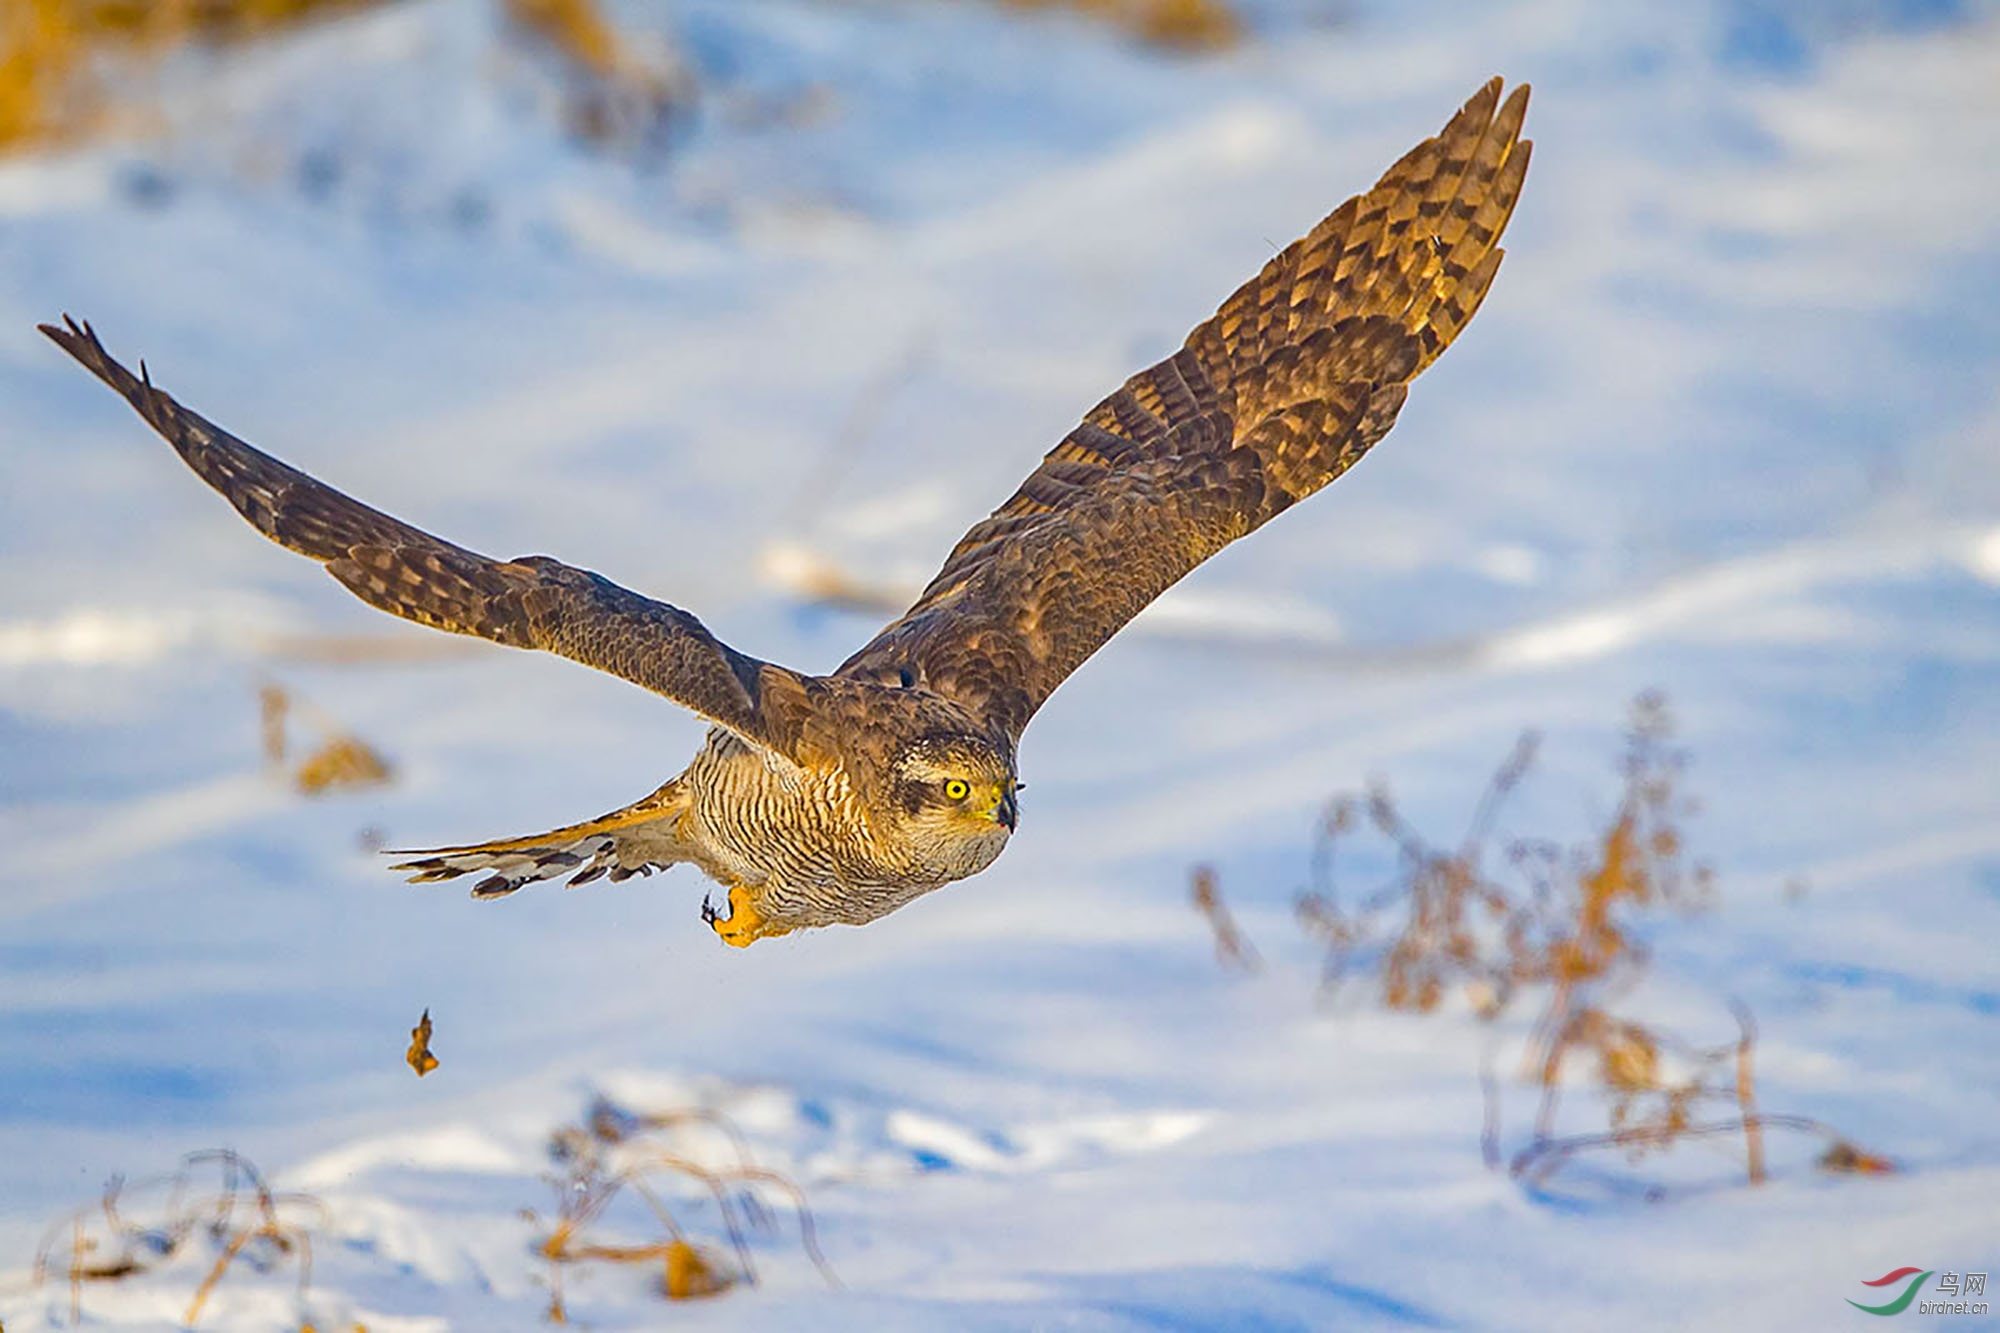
[2,1,1998,1328]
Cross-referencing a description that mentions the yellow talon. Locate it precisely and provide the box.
[707,884,793,948]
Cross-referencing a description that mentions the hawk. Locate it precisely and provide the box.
[44,79,1530,947]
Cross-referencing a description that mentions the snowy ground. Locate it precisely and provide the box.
[3,0,2000,1328]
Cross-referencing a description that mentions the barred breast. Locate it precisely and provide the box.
[675,730,931,927]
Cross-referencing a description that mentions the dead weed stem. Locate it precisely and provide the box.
[532,1094,836,1322]
[33,1148,326,1328]
[1199,691,1893,1199]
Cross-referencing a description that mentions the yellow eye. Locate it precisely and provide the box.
[943,778,970,802]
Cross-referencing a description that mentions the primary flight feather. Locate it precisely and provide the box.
[44,78,1530,946]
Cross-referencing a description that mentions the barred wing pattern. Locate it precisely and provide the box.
[841,79,1530,739]
[40,318,813,760]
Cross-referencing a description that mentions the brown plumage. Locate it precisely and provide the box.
[42,78,1530,945]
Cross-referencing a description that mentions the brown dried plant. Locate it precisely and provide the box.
[1517,1000,1757,1176]
[33,1149,326,1328]
[507,0,689,153]
[1285,692,1891,1197]
[291,736,393,795]
[1511,693,1714,1077]
[405,1007,440,1077]
[0,0,681,155]
[1295,695,1710,1021]
[531,1094,837,1323]
[1513,998,1897,1195]
[997,0,1242,51]
[260,681,290,764]
[259,680,394,797]
[1294,728,1542,1016]
[1190,863,1260,973]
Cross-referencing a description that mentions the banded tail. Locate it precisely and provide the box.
[393,778,692,899]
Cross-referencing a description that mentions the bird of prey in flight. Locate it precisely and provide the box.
[44,78,1530,947]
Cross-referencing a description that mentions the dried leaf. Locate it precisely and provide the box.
[1819,1140,1897,1175]
[406,1010,439,1078]
[662,1239,731,1300]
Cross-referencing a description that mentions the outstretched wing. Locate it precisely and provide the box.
[839,78,1530,739]
[42,318,813,759]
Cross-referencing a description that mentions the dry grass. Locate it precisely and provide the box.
[1190,863,1260,973]
[1202,692,1894,1199]
[0,1,87,150]
[1294,693,1713,1019]
[260,681,394,797]
[33,1149,329,1328]
[28,1100,838,1326]
[998,0,1243,51]
[531,1094,838,1322]
[3,0,377,151]
[501,0,687,156]
[0,0,683,156]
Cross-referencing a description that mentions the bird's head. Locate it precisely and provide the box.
[884,732,1020,877]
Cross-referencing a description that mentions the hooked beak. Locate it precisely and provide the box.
[991,783,1019,831]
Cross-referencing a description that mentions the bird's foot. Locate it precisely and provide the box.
[700,884,792,948]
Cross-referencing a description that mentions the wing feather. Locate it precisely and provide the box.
[41,318,812,759]
[840,79,1531,737]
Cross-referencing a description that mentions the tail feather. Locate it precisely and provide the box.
[391,778,690,899]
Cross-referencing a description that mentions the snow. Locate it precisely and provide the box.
[3,0,2000,1327]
